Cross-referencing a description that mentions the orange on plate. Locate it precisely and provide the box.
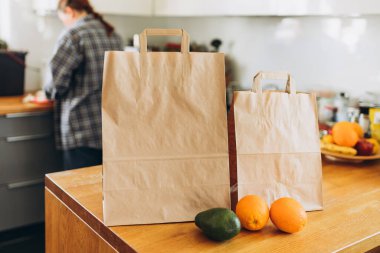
[351,122,364,138]
[269,197,307,233]
[332,121,359,147]
[236,195,269,231]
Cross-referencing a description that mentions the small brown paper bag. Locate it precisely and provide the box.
[228,71,323,211]
[102,29,231,226]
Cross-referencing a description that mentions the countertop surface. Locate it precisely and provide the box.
[45,160,380,253]
[0,95,53,116]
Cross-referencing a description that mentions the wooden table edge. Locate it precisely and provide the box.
[333,231,380,253]
[44,174,137,253]
[0,107,53,116]
[0,94,54,116]
[44,164,380,253]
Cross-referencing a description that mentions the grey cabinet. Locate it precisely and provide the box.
[0,181,44,232]
[0,111,53,137]
[0,110,61,232]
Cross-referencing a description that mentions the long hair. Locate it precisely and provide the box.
[58,0,115,36]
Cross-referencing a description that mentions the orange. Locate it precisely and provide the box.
[351,122,364,138]
[269,197,307,233]
[332,121,359,147]
[236,195,269,231]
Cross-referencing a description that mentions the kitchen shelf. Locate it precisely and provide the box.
[33,0,380,17]
[154,0,380,17]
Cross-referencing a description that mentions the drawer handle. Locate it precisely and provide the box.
[5,111,52,118]
[6,133,52,142]
[7,178,44,190]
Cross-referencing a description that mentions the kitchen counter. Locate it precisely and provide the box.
[45,160,380,253]
[0,94,59,231]
[0,95,53,115]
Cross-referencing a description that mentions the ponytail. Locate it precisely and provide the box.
[58,0,115,36]
[84,6,114,36]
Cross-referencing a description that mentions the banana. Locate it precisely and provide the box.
[321,134,334,144]
[320,141,357,156]
[366,138,379,154]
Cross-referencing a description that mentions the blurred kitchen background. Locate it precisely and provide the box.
[1,0,380,98]
[1,0,380,252]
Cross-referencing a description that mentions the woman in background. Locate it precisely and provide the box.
[44,0,124,170]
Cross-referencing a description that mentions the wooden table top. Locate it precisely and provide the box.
[0,95,53,115]
[45,160,380,253]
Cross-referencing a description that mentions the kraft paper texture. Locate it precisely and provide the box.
[228,72,323,211]
[102,29,231,226]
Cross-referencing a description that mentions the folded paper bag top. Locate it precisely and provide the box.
[101,28,231,226]
[228,71,323,212]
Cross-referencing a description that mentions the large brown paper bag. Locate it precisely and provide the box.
[228,71,323,211]
[102,29,231,226]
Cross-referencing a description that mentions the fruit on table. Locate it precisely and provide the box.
[366,138,379,154]
[236,195,269,231]
[332,121,359,147]
[321,134,334,144]
[323,122,378,156]
[195,208,241,241]
[351,122,364,138]
[320,141,357,156]
[270,197,307,233]
[355,139,374,156]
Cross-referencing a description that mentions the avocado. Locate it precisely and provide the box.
[195,208,241,241]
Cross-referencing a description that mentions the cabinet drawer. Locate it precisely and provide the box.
[0,136,61,184]
[0,180,44,232]
[0,111,53,137]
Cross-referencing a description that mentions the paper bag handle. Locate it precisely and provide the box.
[139,28,190,53]
[252,71,296,95]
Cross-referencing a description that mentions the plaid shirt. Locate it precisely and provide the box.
[44,15,123,150]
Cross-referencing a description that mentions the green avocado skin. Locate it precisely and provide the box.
[195,208,241,241]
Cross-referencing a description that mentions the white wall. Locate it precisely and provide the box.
[107,15,380,97]
[1,0,380,97]
[0,0,62,91]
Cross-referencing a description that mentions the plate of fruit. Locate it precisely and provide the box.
[320,122,380,162]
